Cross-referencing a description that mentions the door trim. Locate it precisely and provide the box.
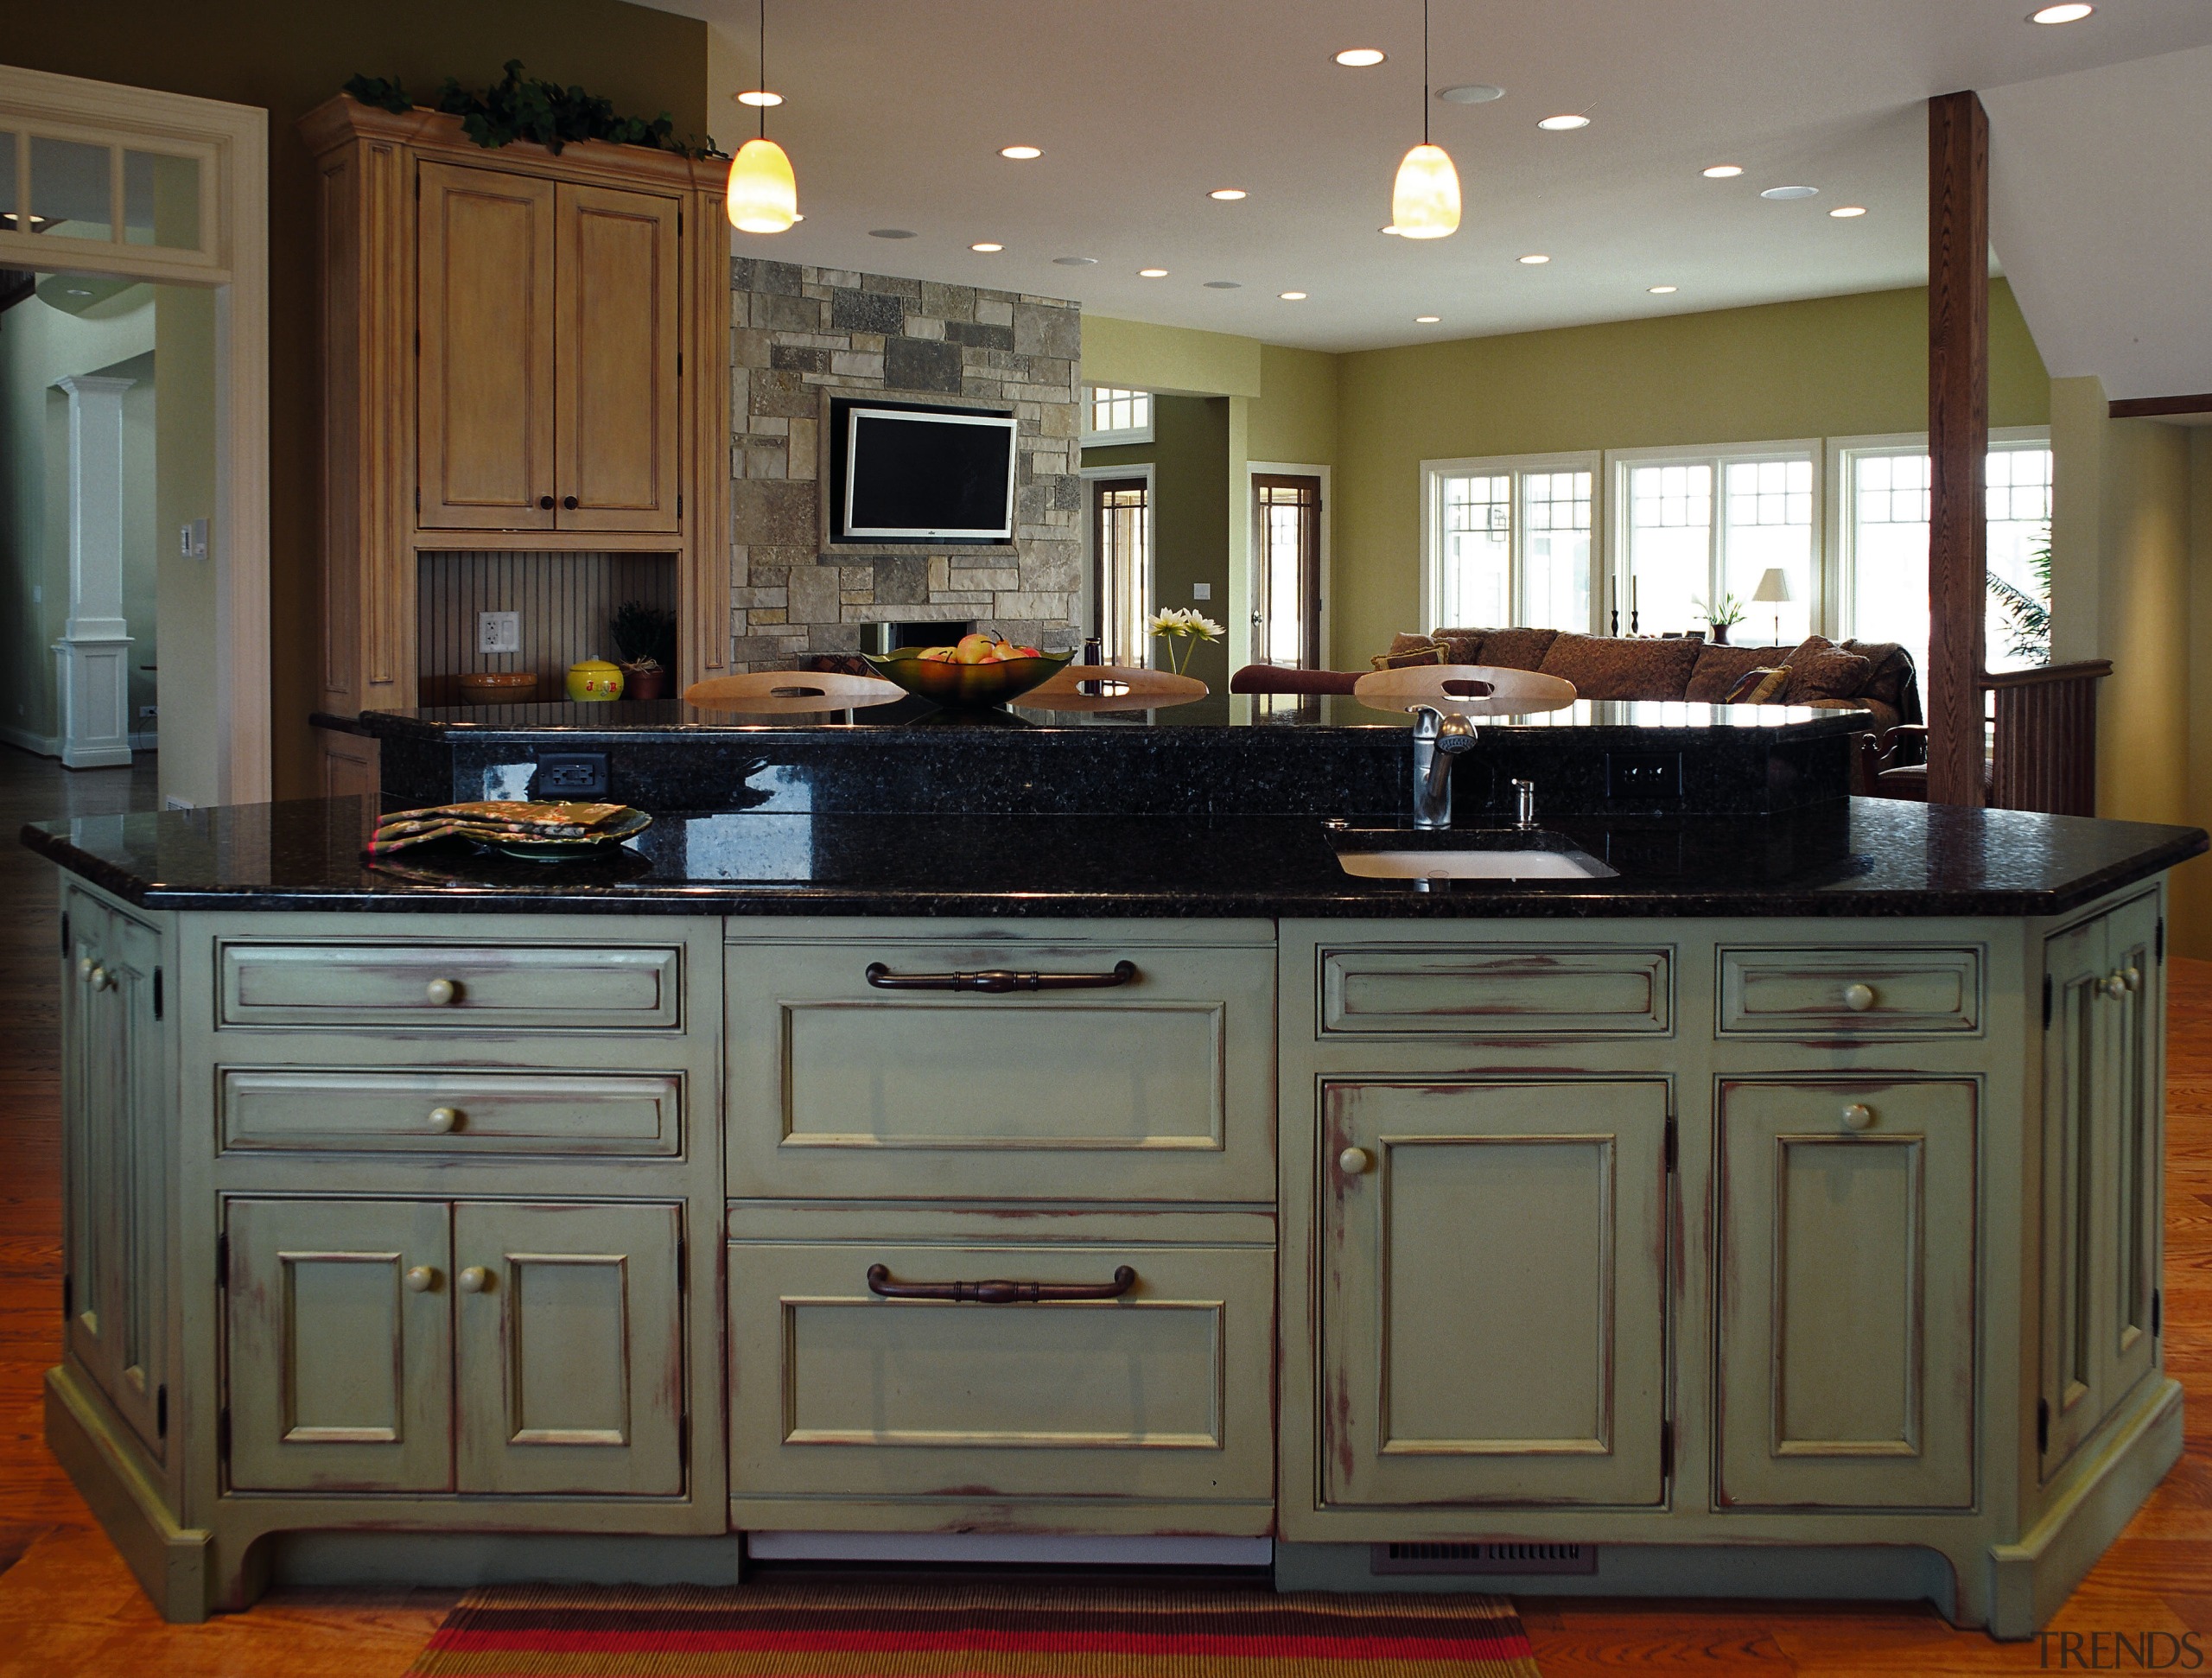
[1078,462,1156,656]
[1246,461,1330,670]
[0,63,271,803]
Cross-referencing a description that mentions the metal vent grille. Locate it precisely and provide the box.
[1371,1541,1597,1576]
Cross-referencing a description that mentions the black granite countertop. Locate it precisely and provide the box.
[22,797,2206,920]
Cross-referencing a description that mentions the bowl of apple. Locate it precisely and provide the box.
[861,634,1074,709]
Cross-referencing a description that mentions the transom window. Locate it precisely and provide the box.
[1082,386,1153,446]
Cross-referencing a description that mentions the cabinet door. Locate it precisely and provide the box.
[225,1198,454,1492]
[417,162,556,530]
[1319,1080,1670,1508]
[1717,1079,1976,1509]
[62,899,168,1457]
[454,1201,684,1496]
[554,183,681,532]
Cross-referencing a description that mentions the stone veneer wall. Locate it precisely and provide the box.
[727,260,1083,667]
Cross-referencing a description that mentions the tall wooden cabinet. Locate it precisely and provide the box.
[302,98,728,794]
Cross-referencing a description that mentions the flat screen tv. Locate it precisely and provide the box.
[842,406,1018,542]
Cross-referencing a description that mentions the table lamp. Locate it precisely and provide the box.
[1752,568,1793,644]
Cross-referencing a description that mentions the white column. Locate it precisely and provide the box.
[50,373,137,768]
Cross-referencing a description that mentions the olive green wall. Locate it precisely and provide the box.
[4,0,709,798]
[1084,395,1233,688]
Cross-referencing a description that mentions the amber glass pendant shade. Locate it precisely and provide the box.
[727,137,798,233]
[1392,143,1460,238]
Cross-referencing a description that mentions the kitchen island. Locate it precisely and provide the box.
[22,698,2206,1637]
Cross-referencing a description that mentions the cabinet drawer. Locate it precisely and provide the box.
[220,1069,681,1155]
[728,1234,1273,1507]
[1718,946,1980,1037]
[725,940,1274,1201]
[219,940,683,1031]
[1319,944,1672,1037]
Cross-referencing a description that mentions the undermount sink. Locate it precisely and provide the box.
[1329,828,1619,882]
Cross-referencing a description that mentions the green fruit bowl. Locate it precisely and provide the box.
[860,647,1074,709]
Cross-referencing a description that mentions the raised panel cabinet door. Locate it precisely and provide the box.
[416,161,556,530]
[1716,1078,1976,1509]
[225,1198,454,1492]
[2102,895,2163,1421]
[2040,916,2111,1474]
[1319,1080,1670,1508]
[454,1201,684,1497]
[554,183,681,531]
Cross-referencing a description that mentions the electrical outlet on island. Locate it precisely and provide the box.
[479,611,521,655]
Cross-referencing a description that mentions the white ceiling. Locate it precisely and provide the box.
[642,0,2212,360]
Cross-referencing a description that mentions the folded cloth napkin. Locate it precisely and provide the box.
[366,800,632,855]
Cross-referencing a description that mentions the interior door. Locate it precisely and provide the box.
[225,1198,454,1492]
[454,1200,685,1496]
[1253,474,1321,669]
[1717,1078,1976,1509]
[1089,477,1149,664]
[554,182,682,532]
[416,161,556,530]
[1319,1079,1670,1507]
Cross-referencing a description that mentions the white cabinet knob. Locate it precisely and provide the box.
[77,956,93,982]
[2123,966,2143,994]
[1338,1147,1372,1175]
[457,1266,491,1293]
[1840,982,1877,1012]
[404,1265,438,1293]
[424,977,458,1006]
[1841,1103,1875,1130]
[2101,972,2127,1001]
[91,963,112,990]
[427,1106,460,1134]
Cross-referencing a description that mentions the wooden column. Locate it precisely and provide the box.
[1927,91,1989,808]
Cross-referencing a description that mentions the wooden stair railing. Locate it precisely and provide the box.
[1983,659,2111,817]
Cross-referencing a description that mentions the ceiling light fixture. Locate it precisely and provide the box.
[1052,256,1098,266]
[1648,284,1678,294]
[1760,185,1819,200]
[1335,48,1386,66]
[727,0,798,233]
[1208,188,1248,200]
[1138,268,1169,277]
[1279,290,1308,301]
[736,89,782,107]
[2030,3,2093,21]
[1416,315,1442,322]
[1205,280,1242,289]
[969,242,1003,251]
[1701,164,1743,178]
[868,228,916,238]
[1518,253,1550,264]
[1380,224,1402,235]
[1391,0,1461,239]
[1829,205,1867,219]
[1438,84,1503,104]
[1000,144,1042,160]
[1536,113,1590,131]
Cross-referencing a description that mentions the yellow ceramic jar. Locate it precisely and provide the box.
[566,656,625,702]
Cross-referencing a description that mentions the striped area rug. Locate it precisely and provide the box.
[407,1579,1542,1676]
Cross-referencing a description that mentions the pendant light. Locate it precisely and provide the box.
[1391,0,1460,238]
[728,0,798,233]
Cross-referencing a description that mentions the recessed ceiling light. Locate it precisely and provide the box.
[1334,48,1386,66]
[868,228,917,238]
[1138,268,1169,278]
[1415,315,1442,323]
[969,242,1004,251]
[1437,84,1503,104]
[1828,205,1867,219]
[1279,290,1307,301]
[1000,145,1042,160]
[1205,280,1242,289]
[1380,224,1402,235]
[1649,284,1678,294]
[2030,3,2093,20]
[1208,188,1248,200]
[1760,185,1820,200]
[1052,255,1098,266]
[1518,253,1551,264]
[735,89,783,107]
[1700,164,1744,178]
[1536,113,1590,131]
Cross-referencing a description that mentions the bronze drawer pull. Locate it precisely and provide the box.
[863,961,1137,993]
[865,1263,1137,1304]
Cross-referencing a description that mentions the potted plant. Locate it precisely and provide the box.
[610,601,677,700]
[1693,592,1747,645]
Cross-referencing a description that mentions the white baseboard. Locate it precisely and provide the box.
[745,1532,1274,1567]
[0,723,59,757]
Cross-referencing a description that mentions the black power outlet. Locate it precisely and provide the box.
[1607,750,1683,801]
[535,752,609,798]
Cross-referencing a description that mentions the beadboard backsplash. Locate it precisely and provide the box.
[416,550,677,707]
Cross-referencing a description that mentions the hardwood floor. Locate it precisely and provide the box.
[0,739,2204,1673]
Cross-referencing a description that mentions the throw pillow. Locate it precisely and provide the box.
[1723,665,1791,704]
[1684,645,1774,702]
[1538,632,1700,700]
[1373,635,1446,671]
[1472,626,1559,670]
[1784,646,1875,703]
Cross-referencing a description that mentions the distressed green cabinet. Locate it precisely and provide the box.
[225,1197,685,1497]
[61,887,171,1460]
[1317,1078,1671,1507]
[2039,893,2163,1478]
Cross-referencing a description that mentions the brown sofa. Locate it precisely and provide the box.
[1384,628,1923,738]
